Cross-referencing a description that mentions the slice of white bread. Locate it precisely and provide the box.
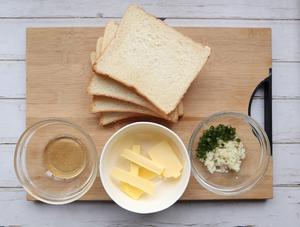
[90,40,179,123]
[91,96,178,122]
[90,51,96,64]
[89,23,183,117]
[101,21,119,54]
[99,102,183,126]
[178,102,184,117]
[95,5,210,114]
[91,47,158,113]
[99,112,141,126]
[90,96,155,114]
[89,24,161,113]
[95,37,103,59]
[90,48,181,120]
[88,72,183,119]
[89,75,162,112]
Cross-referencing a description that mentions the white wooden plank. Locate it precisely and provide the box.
[2,143,299,187]
[272,99,300,143]
[0,99,299,143]
[1,61,299,99]
[0,0,299,19]
[0,145,18,187]
[0,100,25,143]
[251,99,300,143]
[0,19,299,61]
[274,144,300,185]
[0,61,25,98]
[0,187,299,226]
[272,62,300,98]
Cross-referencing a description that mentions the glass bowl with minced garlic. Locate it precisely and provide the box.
[188,112,271,196]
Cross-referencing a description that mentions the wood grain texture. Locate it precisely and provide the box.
[1,19,300,61]
[3,99,300,144]
[2,61,300,99]
[26,27,272,200]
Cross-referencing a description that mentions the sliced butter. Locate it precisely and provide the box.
[119,183,143,199]
[130,145,141,175]
[131,144,157,180]
[132,145,141,153]
[120,145,144,200]
[122,149,164,175]
[132,144,157,180]
[139,168,157,180]
[148,141,183,178]
[112,167,154,195]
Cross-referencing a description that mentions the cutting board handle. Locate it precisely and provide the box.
[248,68,273,154]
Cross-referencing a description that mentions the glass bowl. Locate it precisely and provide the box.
[14,118,98,204]
[188,112,270,196]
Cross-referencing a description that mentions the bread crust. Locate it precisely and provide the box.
[90,96,178,122]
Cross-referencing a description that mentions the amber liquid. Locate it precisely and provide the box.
[44,136,87,179]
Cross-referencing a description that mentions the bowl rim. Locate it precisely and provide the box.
[14,118,98,205]
[188,111,271,196]
[99,121,191,214]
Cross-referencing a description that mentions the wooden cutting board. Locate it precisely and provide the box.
[26,27,272,200]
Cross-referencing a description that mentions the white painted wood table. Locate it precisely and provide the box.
[0,1,300,226]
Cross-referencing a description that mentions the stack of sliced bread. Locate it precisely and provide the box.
[88,5,210,126]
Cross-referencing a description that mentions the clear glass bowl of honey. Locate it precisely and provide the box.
[14,118,98,204]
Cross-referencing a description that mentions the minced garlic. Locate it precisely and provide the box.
[201,139,246,174]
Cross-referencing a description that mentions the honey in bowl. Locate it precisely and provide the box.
[44,136,87,179]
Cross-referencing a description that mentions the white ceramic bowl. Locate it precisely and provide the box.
[100,122,191,214]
